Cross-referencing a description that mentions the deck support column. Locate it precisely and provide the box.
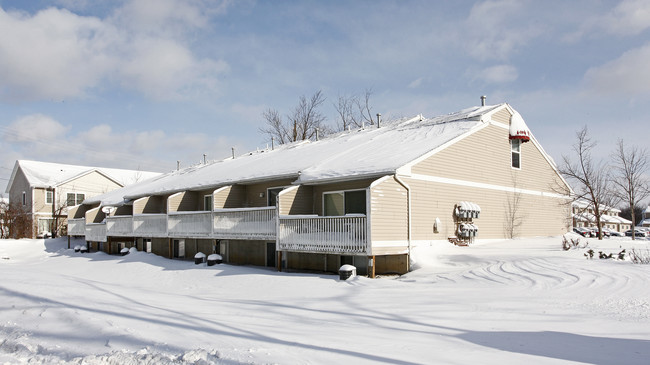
[67,235,70,249]
[169,239,173,259]
[368,255,375,278]
[277,251,283,272]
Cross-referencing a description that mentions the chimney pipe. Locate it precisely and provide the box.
[376,113,381,128]
[231,147,235,159]
[480,95,486,106]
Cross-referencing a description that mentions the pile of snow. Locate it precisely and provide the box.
[0,236,649,364]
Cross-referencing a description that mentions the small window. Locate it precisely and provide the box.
[22,191,26,206]
[204,195,213,211]
[67,193,76,206]
[511,139,521,169]
[46,191,53,204]
[76,194,85,205]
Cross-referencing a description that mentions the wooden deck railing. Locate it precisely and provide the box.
[213,206,276,239]
[67,218,86,236]
[106,216,133,236]
[278,215,368,254]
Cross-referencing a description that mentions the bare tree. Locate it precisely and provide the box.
[559,126,613,240]
[333,89,374,131]
[0,200,32,238]
[259,91,328,144]
[504,175,525,238]
[611,139,650,240]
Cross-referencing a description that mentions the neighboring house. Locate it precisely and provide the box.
[69,102,572,277]
[572,199,632,233]
[5,160,161,238]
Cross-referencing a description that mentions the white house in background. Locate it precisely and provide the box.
[69,101,573,277]
[571,199,632,233]
[5,160,161,238]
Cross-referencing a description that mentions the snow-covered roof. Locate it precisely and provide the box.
[571,199,620,213]
[87,103,538,207]
[5,160,161,193]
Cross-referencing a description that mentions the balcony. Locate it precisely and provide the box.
[133,214,167,237]
[68,218,86,236]
[106,216,133,237]
[85,223,107,243]
[168,211,212,238]
[213,206,276,240]
[278,215,368,254]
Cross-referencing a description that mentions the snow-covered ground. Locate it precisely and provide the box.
[1,235,649,364]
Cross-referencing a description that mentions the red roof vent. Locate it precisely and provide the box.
[509,111,530,142]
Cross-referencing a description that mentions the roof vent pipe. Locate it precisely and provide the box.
[376,113,381,128]
[271,137,275,150]
[177,161,180,171]
[316,128,319,141]
[203,154,206,164]
[231,147,235,159]
[480,95,486,106]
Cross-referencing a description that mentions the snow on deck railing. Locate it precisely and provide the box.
[106,216,133,236]
[278,215,368,254]
[169,211,212,237]
[133,214,167,236]
[213,206,276,239]
[85,223,107,243]
[68,218,86,236]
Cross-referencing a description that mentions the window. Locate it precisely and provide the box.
[46,191,53,204]
[204,195,213,211]
[323,190,366,216]
[22,191,26,206]
[267,187,284,207]
[511,139,521,169]
[67,193,85,206]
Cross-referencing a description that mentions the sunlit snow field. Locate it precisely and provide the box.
[1,235,649,364]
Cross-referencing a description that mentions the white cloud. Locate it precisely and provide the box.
[603,0,650,35]
[0,1,230,102]
[471,64,519,84]
[408,78,423,89]
[462,0,541,61]
[3,114,70,142]
[583,43,650,95]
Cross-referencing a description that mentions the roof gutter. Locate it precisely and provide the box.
[393,174,412,270]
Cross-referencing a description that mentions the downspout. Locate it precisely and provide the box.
[393,174,412,271]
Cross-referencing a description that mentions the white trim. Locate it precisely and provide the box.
[406,173,571,199]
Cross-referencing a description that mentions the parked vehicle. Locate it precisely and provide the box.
[603,228,622,237]
[624,229,647,237]
[573,227,592,237]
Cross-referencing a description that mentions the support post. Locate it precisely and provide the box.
[369,255,376,278]
[67,235,70,249]
[277,251,283,272]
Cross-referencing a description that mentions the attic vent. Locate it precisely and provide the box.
[509,111,531,142]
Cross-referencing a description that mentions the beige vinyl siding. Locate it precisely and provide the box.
[411,124,566,195]
[9,168,31,210]
[312,178,375,215]
[278,186,313,215]
[133,196,166,214]
[32,188,49,213]
[58,170,123,197]
[370,176,408,243]
[167,191,200,212]
[405,177,570,240]
[245,179,295,207]
[85,207,105,224]
[214,185,246,208]
[491,108,511,126]
[68,204,96,219]
[114,205,132,216]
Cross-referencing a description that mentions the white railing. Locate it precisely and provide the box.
[278,215,368,254]
[213,206,276,239]
[133,214,167,236]
[85,223,107,242]
[68,218,86,236]
[106,216,133,236]
[168,211,212,237]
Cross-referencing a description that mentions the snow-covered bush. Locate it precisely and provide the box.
[562,234,588,251]
[629,249,650,264]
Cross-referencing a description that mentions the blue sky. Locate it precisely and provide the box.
[1,0,649,191]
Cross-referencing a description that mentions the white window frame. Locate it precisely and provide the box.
[322,188,367,216]
[266,186,286,207]
[511,139,521,169]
